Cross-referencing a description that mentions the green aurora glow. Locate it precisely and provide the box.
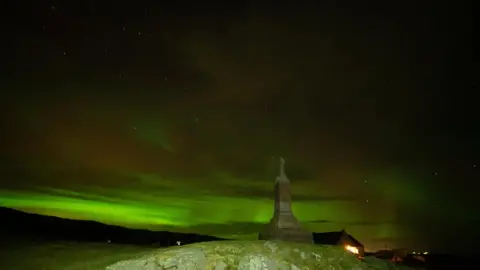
[0,93,474,253]
[1,3,476,255]
[0,158,432,251]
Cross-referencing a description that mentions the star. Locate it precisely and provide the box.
[3,1,474,255]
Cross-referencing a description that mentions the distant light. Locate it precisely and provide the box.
[345,245,359,254]
[176,241,181,246]
[423,252,428,255]
[107,239,111,243]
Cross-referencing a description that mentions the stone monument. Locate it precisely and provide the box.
[258,158,313,243]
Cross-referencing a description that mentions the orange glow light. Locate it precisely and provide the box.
[345,245,359,254]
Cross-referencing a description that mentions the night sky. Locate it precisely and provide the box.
[0,1,476,253]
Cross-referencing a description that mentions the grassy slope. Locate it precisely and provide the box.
[108,240,417,269]
[0,241,159,270]
[0,240,418,269]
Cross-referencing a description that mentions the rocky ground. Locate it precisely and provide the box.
[106,240,418,270]
[0,239,421,269]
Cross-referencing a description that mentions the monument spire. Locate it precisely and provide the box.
[276,157,289,183]
[258,157,313,243]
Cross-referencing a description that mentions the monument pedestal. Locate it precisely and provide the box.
[259,217,313,243]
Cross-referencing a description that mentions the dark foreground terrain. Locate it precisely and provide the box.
[1,239,477,270]
[0,207,476,269]
[0,206,222,269]
[0,240,159,269]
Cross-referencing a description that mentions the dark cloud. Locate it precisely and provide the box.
[0,1,475,254]
[307,220,331,224]
[153,222,265,238]
[341,221,398,226]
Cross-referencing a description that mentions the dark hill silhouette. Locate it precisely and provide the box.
[0,206,228,246]
[2,207,478,269]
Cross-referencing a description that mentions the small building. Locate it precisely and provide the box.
[313,229,365,256]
